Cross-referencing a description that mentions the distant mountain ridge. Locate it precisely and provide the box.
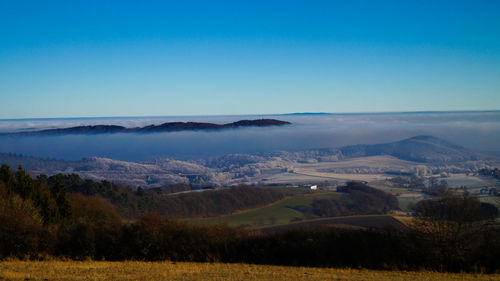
[339,135,483,163]
[281,112,332,116]
[5,119,291,135]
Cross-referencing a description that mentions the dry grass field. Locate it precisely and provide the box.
[1,261,499,281]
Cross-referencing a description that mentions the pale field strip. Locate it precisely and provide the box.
[292,170,389,181]
[1,261,499,281]
[258,169,388,184]
[296,155,418,169]
[260,155,417,184]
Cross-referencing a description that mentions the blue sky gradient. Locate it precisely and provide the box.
[1,0,499,118]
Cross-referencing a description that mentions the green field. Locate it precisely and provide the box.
[258,214,407,232]
[191,191,340,227]
[397,195,425,212]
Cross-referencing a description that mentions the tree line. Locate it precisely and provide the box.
[47,172,286,219]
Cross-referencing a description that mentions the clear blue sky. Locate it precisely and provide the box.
[1,0,499,118]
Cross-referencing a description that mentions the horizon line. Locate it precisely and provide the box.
[1,109,499,121]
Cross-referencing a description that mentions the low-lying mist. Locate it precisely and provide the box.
[1,111,499,162]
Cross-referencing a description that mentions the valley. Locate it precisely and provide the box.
[1,135,498,189]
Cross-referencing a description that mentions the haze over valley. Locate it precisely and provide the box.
[1,111,499,187]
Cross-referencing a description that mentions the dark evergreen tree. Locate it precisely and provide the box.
[50,175,71,219]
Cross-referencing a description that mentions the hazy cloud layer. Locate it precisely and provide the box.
[0,112,499,161]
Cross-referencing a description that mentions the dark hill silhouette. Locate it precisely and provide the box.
[7,119,291,135]
[35,125,128,135]
[339,135,483,163]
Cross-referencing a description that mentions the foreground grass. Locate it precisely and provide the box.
[1,261,499,281]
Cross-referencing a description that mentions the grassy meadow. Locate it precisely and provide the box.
[190,191,340,227]
[257,214,407,231]
[1,261,499,281]
[397,195,424,212]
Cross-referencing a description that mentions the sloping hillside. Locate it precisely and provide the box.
[339,136,484,163]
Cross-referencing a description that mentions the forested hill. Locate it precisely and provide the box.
[0,164,401,221]
[6,119,291,135]
[0,164,288,219]
[53,173,287,219]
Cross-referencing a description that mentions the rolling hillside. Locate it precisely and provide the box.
[192,192,341,227]
[339,135,485,163]
[193,182,399,229]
